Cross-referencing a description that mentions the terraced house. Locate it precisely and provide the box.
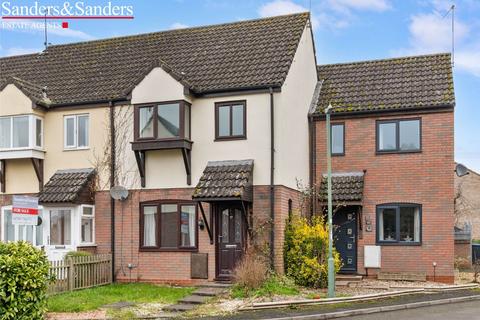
[0,13,455,283]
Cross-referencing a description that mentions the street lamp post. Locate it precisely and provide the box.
[325,103,335,298]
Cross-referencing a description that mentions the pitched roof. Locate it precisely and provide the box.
[0,77,52,107]
[39,168,96,203]
[316,53,455,114]
[0,13,310,106]
[192,160,254,202]
[319,172,364,202]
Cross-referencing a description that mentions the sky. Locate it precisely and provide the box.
[0,0,479,172]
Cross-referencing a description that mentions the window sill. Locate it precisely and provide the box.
[332,153,345,157]
[78,243,97,247]
[63,147,90,151]
[376,149,422,155]
[214,136,247,142]
[131,138,193,151]
[376,242,422,246]
[139,247,198,253]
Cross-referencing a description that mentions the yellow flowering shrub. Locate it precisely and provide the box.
[284,215,342,288]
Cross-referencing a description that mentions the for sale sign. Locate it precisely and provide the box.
[12,195,39,225]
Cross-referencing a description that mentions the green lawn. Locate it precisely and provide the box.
[47,283,194,312]
[231,276,299,299]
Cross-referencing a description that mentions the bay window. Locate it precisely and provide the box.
[135,101,191,141]
[0,115,43,150]
[1,207,44,246]
[377,204,421,244]
[140,201,197,251]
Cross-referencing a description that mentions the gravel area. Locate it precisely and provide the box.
[46,310,107,320]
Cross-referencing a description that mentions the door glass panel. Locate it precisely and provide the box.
[180,205,195,247]
[50,210,71,245]
[380,208,396,241]
[234,209,242,243]
[232,105,244,136]
[378,122,396,151]
[221,209,229,243]
[218,106,230,137]
[139,107,154,138]
[13,116,29,148]
[157,103,180,138]
[160,204,177,248]
[0,118,11,148]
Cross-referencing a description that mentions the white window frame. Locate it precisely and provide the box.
[1,205,45,247]
[64,114,89,150]
[0,114,44,151]
[80,204,95,245]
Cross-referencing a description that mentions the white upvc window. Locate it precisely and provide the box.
[1,206,45,247]
[0,115,44,150]
[64,114,89,149]
[80,205,95,245]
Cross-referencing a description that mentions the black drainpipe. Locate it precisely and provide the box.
[269,88,275,269]
[109,101,116,281]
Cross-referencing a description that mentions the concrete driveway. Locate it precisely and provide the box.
[348,300,480,320]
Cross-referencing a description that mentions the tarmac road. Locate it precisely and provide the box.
[348,300,480,319]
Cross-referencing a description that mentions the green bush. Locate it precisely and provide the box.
[284,215,342,288]
[64,250,91,259]
[0,242,51,320]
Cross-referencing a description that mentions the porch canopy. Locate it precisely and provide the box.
[38,168,96,204]
[319,171,364,205]
[192,159,254,244]
[192,159,254,203]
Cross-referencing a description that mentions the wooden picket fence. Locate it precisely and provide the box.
[48,254,112,294]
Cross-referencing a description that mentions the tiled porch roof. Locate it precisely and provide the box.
[39,168,96,204]
[192,160,254,202]
[319,172,364,202]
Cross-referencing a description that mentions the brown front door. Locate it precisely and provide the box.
[216,203,245,280]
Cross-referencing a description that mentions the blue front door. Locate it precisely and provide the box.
[333,208,357,273]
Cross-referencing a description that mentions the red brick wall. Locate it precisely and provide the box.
[315,111,455,283]
[94,185,301,284]
[454,240,472,267]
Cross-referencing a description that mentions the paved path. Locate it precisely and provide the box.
[348,300,480,320]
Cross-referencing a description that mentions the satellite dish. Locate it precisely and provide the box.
[110,185,129,201]
[455,163,470,177]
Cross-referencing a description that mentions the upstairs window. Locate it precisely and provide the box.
[135,101,191,141]
[64,114,89,149]
[0,115,43,150]
[377,119,421,153]
[331,123,345,155]
[215,101,246,140]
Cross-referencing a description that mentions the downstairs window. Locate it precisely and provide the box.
[377,204,421,244]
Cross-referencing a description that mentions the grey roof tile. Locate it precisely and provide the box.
[0,13,310,106]
[319,172,364,202]
[39,168,96,203]
[316,53,455,114]
[193,160,254,201]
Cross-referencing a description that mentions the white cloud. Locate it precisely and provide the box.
[393,10,480,77]
[328,0,391,12]
[169,22,189,30]
[4,47,40,56]
[258,0,319,29]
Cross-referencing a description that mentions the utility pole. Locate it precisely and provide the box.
[326,103,335,298]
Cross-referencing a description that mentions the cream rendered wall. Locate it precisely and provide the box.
[144,93,271,188]
[0,84,44,194]
[274,24,317,189]
[43,107,110,189]
[131,67,187,104]
[130,65,271,189]
[0,84,43,117]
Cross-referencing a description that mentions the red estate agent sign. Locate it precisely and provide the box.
[12,195,39,226]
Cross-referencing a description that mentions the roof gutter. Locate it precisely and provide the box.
[269,87,275,270]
